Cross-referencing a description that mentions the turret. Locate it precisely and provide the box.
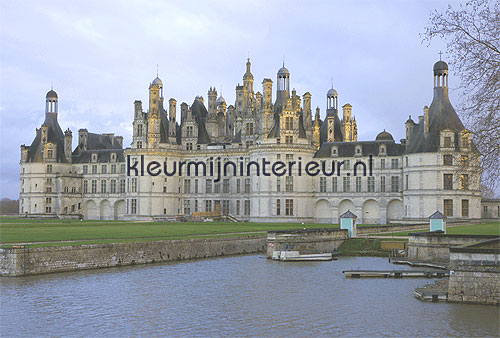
[405,115,415,144]
[313,107,321,148]
[303,92,312,131]
[169,98,177,121]
[262,79,273,109]
[208,87,217,116]
[276,63,290,106]
[134,100,143,118]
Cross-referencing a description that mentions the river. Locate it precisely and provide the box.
[1,255,498,337]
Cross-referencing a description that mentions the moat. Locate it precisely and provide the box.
[1,255,498,337]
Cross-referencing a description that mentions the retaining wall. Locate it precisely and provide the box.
[447,239,500,305]
[0,236,266,276]
[267,228,348,258]
[407,232,499,263]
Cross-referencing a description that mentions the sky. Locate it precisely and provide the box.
[0,0,465,199]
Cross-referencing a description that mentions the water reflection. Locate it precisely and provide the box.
[1,256,498,337]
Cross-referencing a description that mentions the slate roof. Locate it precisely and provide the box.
[319,110,343,144]
[72,133,124,164]
[429,210,446,219]
[26,113,67,163]
[340,210,357,219]
[314,140,405,158]
[405,81,476,154]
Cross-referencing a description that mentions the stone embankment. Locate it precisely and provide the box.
[0,236,266,276]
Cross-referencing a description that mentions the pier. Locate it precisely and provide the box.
[343,270,449,278]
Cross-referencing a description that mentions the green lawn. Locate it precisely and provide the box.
[0,216,341,244]
[377,222,500,237]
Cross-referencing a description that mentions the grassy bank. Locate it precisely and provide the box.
[376,222,500,237]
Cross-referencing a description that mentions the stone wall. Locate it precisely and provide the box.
[0,236,266,276]
[356,223,427,235]
[447,239,500,305]
[267,228,348,258]
[407,232,499,263]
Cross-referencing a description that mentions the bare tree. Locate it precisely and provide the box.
[423,0,500,194]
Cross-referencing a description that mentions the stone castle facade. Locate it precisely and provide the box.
[19,59,482,223]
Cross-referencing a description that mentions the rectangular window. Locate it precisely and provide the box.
[214,181,221,193]
[461,155,469,167]
[184,200,191,215]
[194,200,198,212]
[367,177,374,192]
[443,136,451,148]
[184,179,191,194]
[120,164,126,173]
[343,176,350,192]
[101,180,107,193]
[285,199,293,216]
[380,159,385,169]
[391,176,399,192]
[223,179,229,193]
[244,200,250,216]
[381,176,386,192]
[206,179,212,193]
[332,177,338,192]
[83,180,88,193]
[236,200,240,215]
[236,179,241,193]
[246,122,254,135]
[443,155,453,166]
[111,179,116,193]
[405,175,409,190]
[277,177,281,192]
[111,164,116,174]
[444,174,453,190]
[356,177,362,192]
[83,165,88,174]
[205,200,212,212]
[47,165,52,174]
[285,135,293,144]
[320,177,326,193]
[444,199,453,217]
[345,160,351,170]
[195,179,199,194]
[120,179,125,193]
[222,200,229,215]
[277,199,281,216]
[91,180,97,193]
[101,165,107,174]
[462,199,469,217]
[131,199,137,214]
[47,150,53,159]
[461,174,469,190]
[285,116,293,130]
[131,178,138,192]
[244,178,250,193]
[92,165,97,174]
[391,159,399,169]
[285,176,293,192]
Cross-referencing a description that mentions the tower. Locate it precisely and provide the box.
[243,58,254,108]
[276,63,290,107]
[326,88,339,142]
[148,76,163,148]
[45,89,58,116]
[208,87,217,116]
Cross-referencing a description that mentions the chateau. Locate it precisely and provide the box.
[19,59,483,223]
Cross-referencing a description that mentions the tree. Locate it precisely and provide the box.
[423,0,500,194]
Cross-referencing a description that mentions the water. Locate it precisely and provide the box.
[1,255,498,337]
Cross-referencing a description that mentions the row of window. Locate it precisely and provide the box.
[82,164,125,174]
[83,179,126,194]
[319,176,399,193]
[443,174,469,190]
[444,199,470,217]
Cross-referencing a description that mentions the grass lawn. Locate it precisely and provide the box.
[0,216,344,245]
[376,221,500,237]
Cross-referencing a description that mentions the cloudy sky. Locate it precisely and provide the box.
[0,0,464,199]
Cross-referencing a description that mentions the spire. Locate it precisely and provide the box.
[438,51,443,61]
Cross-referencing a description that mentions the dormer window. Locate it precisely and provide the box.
[355,145,362,156]
[379,145,386,155]
[92,153,98,162]
[460,130,471,149]
[443,137,451,148]
[111,153,116,162]
[331,146,338,157]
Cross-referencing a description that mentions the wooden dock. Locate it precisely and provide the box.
[343,270,449,278]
